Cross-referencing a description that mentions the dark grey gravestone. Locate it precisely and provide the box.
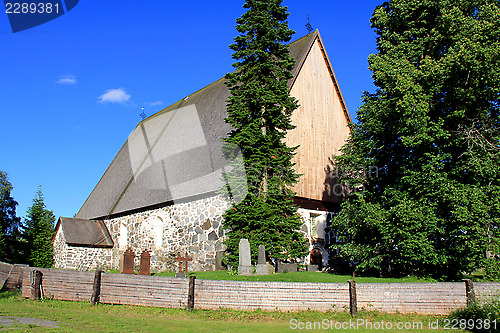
[257,244,266,264]
[215,251,223,271]
[175,272,187,278]
[307,264,319,272]
[255,244,269,275]
[277,262,298,273]
[238,238,253,275]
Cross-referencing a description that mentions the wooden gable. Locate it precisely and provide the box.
[286,32,351,206]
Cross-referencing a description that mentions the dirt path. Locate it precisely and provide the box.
[0,316,60,329]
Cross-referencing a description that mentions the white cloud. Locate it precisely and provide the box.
[98,88,131,104]
[148,101,163,107]
[56,75,76,85]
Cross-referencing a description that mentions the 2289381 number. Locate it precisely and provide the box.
[5,2,60,14]
[443,318,498,330]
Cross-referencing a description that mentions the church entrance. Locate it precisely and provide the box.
[297,208,329,268]
[310,248,323,270]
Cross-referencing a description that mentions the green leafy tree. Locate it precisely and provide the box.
[24,186,55,268]
[0,171,22,263]
[221,0,307,266]
[331,0,500,280]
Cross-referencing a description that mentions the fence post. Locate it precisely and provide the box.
[348,280,357,316]
[463,279,475,307]
[91,270,103,305]
[188,275,196,310]
[30,270,42,300]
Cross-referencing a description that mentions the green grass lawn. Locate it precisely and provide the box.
[0,291,464,332]
[152,270,436,283]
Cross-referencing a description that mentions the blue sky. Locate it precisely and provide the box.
[1,1,380,220]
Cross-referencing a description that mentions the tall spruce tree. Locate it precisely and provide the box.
[0,171,22,263]
[221,0,307,265]
[331,0,500,280]
[24,186,55,268]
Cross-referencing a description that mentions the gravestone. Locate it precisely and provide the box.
[238,239,253,275]
[276,261,297,273]
[138,250,151,275]
[174,252,192,278]
[255,244,269,275]
[215,251,223,271]
[121,249,135,274]
[307,264,319,272]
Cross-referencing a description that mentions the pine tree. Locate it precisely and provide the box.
[331,0,500,280]
[24,186,55,268]
[0,171,22,263]
[221,0,307,266]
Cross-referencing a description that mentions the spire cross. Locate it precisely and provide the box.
[140,107,147,120]
[305,15,313,33]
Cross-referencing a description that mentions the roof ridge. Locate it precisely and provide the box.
[140,31,319,123]
[75,30,338,219]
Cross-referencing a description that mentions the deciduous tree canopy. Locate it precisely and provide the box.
[331,0,500,280]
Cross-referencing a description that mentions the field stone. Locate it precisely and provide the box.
[208,231,218,241]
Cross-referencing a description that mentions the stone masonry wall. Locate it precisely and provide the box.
[53,229,113,271]
[54,195,229,272]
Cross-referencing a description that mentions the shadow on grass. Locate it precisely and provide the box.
[0,290,21,299]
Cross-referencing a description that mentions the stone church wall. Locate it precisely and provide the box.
[53,197,337,272]
[53,229,113,271]
[54,195,229,273]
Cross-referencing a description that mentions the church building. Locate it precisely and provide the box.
[53,30,351,272]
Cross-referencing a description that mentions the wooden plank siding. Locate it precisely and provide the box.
[0,262,12,290]
[474,282,500,304]
[9,265,500,315]
[357,283,467,315]
[99,273,189,308]
[21,267,94,302]
[21,267,94,301]
[2,264,27,291]
[287,37,350,204]
[194,279,349,312]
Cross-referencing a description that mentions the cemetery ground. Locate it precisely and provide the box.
[157,270,437,283]
[0,291,466,332]
[102,265,441,283]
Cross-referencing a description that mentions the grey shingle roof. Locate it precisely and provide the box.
[76,31,328,220]
[58,217,114,247]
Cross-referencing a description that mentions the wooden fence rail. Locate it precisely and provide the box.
[1,263,500,315]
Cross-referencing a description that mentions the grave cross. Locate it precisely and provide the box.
[174,252,192,274]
